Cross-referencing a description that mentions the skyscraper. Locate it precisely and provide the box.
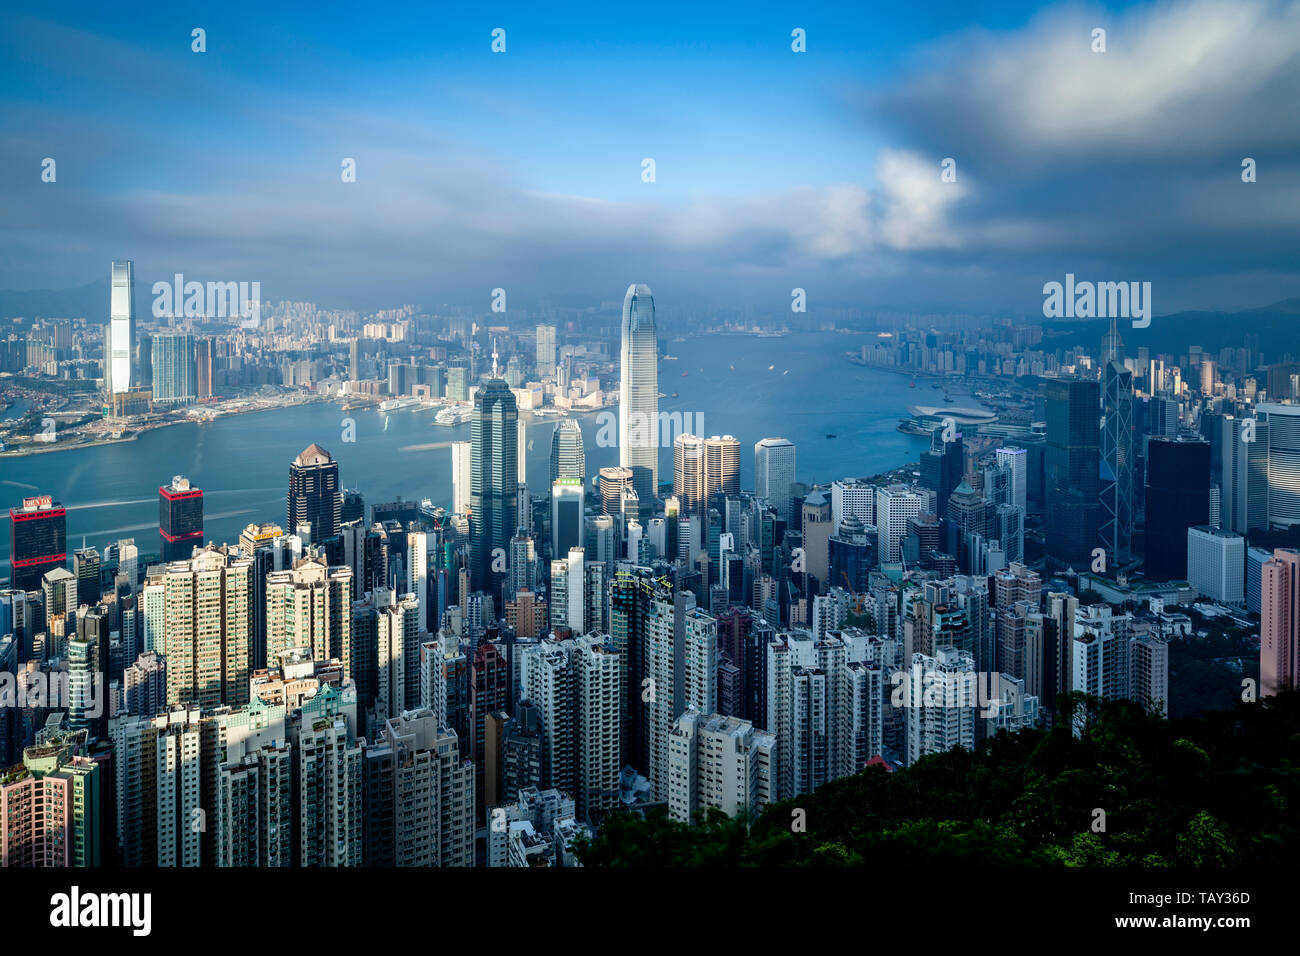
[107,259,135,394]
[1043,378,1100,569]
[704,435,741,498]
[451,440,472,515]
[517,418,528,485]
[195,337,214,400]
[754,437,796,522]
[408,532,429,631]
[536,324,557,379]
[673,433,706,515]
[598,465,634,517]
[159,475,203,563]
[1221,415,1269,532]
[1259,404,1300,528]
[1187,526,1245,604]
[151,332,197,405]
[549,418,585,485]
[875,485,924,564]
[995,448,1028,513]
[920,429,964,521]
[158,545,254,709]
[288,443,342,541]
[1261,549,1300,697]
[9,495,66,594]
[362,709,474,867]
[470,377,519,595]
[667,711,775,825]
[1145,437,1210,582]
[618,284,658,514]
[551,478,585,560]
[1100,324,1134,566]
[265,556,354,672]
[905,647,978,766]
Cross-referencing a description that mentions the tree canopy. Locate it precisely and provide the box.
[576,692,1300,867]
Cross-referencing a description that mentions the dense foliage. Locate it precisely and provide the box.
[1167,623,1258,719]
[576,692,1300,866]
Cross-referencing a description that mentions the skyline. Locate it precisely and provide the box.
[2,0,1300,908]
[3,0,1300,315]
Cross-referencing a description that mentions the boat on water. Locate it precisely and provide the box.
[662,355,679,361]
[826,433,837,439]
[681,371,688,377]
[434,404,473,426]
[670,392,679,398]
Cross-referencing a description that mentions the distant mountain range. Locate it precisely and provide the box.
[1044,299,1300,358]
[0,278,118,322]
[2,279,1298,360]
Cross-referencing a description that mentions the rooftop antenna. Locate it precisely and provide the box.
[491,337,500,378]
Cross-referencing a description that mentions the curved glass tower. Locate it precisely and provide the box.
[619,283,658,515]
[549,418,586,486]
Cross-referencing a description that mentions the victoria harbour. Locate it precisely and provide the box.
[0,331,937,565]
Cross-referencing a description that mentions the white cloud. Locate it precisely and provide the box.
[876,0,1300,161]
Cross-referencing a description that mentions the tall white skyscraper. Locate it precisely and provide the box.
[408,531,429,631]
[1187,525,1245,604]
[451,440,472,515]
[536,324,557,378]
[754,438,796,522]
[108,259,135,394]
[703,435,741,499]
[265,556,353,672]
[667,712,775,825]
[830,477,874,532]
[681,605,718,718]
[550,547,585,633]
[572,634,622,816]
[875,484,924,564]
[644,590,683,799]
[673,433,706,514]
[157,545,254,709]
[619,284,658,514]
[517,418,528,485]
[995,448,1028,513]
[905,647,977,766]
[296,715,364,866]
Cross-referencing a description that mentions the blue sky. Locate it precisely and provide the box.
[2,0,1298,315]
